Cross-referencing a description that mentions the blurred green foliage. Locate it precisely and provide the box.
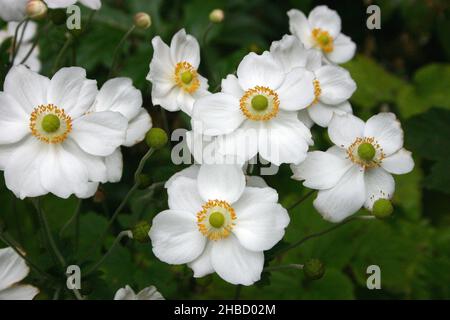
[0,0,449,300]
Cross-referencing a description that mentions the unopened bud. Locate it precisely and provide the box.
[132,221,151,243]
[372,198,393,219]
[134,12,151,29]
[145,128,168,150]
[303,258,325,280]
[26,0,47,20]
[209,9,224,23]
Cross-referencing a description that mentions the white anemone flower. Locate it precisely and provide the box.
[147,29,210,115]
[0,0,28,21]
[288,5,356,64]
[88,78,153,182]
[270,34,356,127]
[150,164,290,286]
[291,113,414,222]
[0,22,41,72]
[114,285,164,300]
[0,247,39,300]
[0,65,128,199]
[192,51,315,166]
[44,0,101,10]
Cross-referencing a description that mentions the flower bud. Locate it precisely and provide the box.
[138,174,152,190]
[132,221,151,243]
[134,12,151,29]
[303,258,325,280]
[26,0,47,20]
[145,128,168,150]
[372,198,393,219]
[209,9,224,23]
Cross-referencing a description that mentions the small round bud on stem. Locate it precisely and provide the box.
[132,221,151,243]
[145,128,168,150]
[138,174,152,190]
[303,258,325,280]
[134,12,152,29]
[372,198,393,219]
[209,9,224,23]
[26,0,47,20]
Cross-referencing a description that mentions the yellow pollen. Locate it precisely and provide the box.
[29,104,72,144]
[308,78,322,107]
[174,61,200,93]
[239,86,279,121]
[197,200,236,241]
[312,28,334,53]
[346,137,385,169]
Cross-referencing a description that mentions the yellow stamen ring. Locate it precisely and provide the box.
[174,61,200,94]
[239,86,279,121]
[312,28,334,53]
[30,104,72,144]
[197,199,236,241]
[308,78,322,107]
[346,137,385,169]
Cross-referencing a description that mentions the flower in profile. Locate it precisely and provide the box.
[0,65,128,199]
[0,247,39,300]
[192,51,314,165]
[291,113,414,222]
[147,29,210,115]
[114,285,164,300]
[150,164,289,285]
[288,5,356,64]
[0,0,28,21]
[44,0,101,10]
[88,78,152,182]
[270,34,356,127]
[0,22,41,72]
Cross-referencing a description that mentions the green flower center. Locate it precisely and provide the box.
[372,199,393,219]
[358,142,376,161]
[209,211,225,228]
[317,34,330,45]
[181,71,193,84]
[251,94,269,111]
[41,114,61,133]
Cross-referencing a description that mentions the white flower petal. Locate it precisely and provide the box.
[148,36,176,102]
[221,74,244,98]
[165,165,200,189]
[291,150,352,190]
[211,235,264,286]
[381,148,414,175]
[237,52,284,90]
[326,33,356,64]
[364,112,403,156]
[152,86,181,112]
[136,286,164,300]
[314,165,366,222]
[4,65,49,113]
[192,93,244,135]
[287,9,313,48]
[297,109,314,129]
[114,285,136,300]
[277,68,315,111]
[328,113,365,148]
[316,65,356,105]
[259,110,312,165]
[167,176,203,214]
[71,111,127,157]
[149,210,206,264]
[0,284,39,300]
[308,101,352,127]
[270,34,309,72]
[308,5,341,38]
[0,0,27,21]
[188,242,214,278]
[44,0,77,8]
[104,148,123,183]
[0,247,29,291]
[79,0,101,10]
[0,142,20,170]
[124,109,152,147]
[197,164,245,203]
[47,67,98,118]
[170,29,200,68]
[0,92,29,144]
[364,167,395,209]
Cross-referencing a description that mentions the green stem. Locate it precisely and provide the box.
[202,22,214,46]
[59,199,82,238]
[19,21,51,65]
[288,190,316,211]
[108,25,136,78]
[10,18,29,65]
[264,264,303,272]
[51,34,74,74]
[234,285,242,300]
[84,230,132,277]
[32,198,66,269]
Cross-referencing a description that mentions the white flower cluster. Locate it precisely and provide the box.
[147,6,414,285]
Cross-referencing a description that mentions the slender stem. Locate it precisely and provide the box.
[264,264,304,272]
[32,198,66,269]
[288,190,316,211]
[84,230,132,277]
[53,286,62,300]
[108,25,136,78]
[10,18,29,65]
[19,21,51,65]
[279,216,375,256]
[234,285,242,300]
[59,199,82,238]
[202,22,214,46]
[51,34,74,74]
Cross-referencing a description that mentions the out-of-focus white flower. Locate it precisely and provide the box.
[192,51,314,165]
[44,0,101,10]
[270,34,355,127]
[150,164,289,286]
[288,5,356,64]
[291,113,414,222]
[88,78,152,182]
[114,285,164,300]
[147,29,210,115]
[0,65,128,199]
[0,0,28,21]
[0,247,39,300]
[0,22,41,72]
